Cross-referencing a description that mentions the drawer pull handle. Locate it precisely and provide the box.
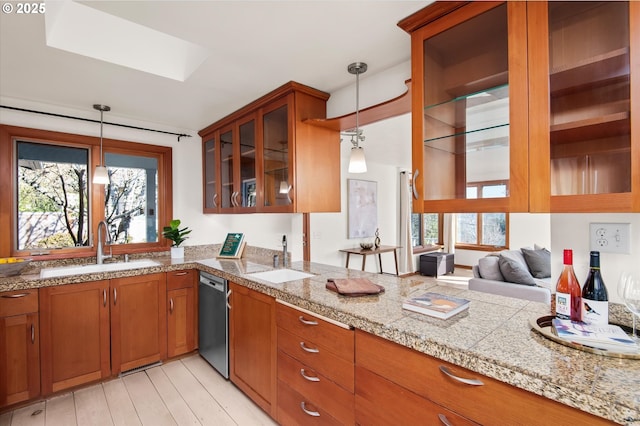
[1,293,29,298]
[300,369,320,382]
[31,324,35,344]
[438,414,452,426]
[174,272,188,276]
[439,365,484,386]
[298,316,318,326]
[299,342,319,353]
[300,402,320,417]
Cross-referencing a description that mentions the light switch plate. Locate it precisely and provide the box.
[589,223,631,254]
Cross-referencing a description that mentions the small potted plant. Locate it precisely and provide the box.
[162,219,191,258]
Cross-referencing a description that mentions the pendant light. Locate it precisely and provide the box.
[93,104,110,185]
[347,62,367,173]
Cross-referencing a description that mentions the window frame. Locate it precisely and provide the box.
[0,125,173,259]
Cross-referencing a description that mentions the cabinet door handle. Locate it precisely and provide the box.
[299,342,319,353]
[113,288,117,305]
[103,289,107,307]
[300,369,320,382]
[226,289,232,310]
[1,293,29,298]
[169,298,174,314]
[298,315,318,326]
[300,402,320,417]
[31,324,35,344]
[439,365,484,386]
[412,169,420,200]
[213,193,218,208]
[438,414,453,426]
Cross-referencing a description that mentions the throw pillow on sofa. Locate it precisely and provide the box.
[498,254,536,286]
[478,256,504,281]
[521,247,551,278]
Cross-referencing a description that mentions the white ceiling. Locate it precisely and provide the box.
[0,1,430,133]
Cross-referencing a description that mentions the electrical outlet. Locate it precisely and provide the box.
[589,223,631,254]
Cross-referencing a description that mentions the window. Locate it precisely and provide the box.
[0,125,173,258]
[412,213,441,247]
[458,180,509,249]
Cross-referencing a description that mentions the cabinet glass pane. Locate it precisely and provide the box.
[548,2,630,196]
[422,4,509,201]
[220,130,233,209]
[262,104,290,207]
[204,137,217,209]
[239,120,256,208]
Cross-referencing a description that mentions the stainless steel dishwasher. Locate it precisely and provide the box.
[198,271,229,378]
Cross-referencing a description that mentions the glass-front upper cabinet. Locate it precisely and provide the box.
[261,96,292,211]
[238,114,257,210]
[202,135,218,212]
[528,1,638,212]
[401,2,529,213]
[219,126,234,211]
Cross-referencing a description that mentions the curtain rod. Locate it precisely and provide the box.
[0,105,192,142]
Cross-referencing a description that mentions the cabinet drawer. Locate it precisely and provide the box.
[278,326,354,393]
[278,351,354,425]
[167,270,196,290]
[355,330,612,426]
[356,365,477,426]
[277,379,343,426]
[0,289,38,317]
[276,302,353,361]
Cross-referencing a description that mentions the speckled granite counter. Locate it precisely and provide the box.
[1,248,638,424]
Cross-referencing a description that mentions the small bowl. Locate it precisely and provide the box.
[0,258,32,277]
[360,242,374,250]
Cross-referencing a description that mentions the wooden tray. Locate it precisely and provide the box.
[530,315,640,359]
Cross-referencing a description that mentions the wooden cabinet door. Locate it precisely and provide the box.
[40,281,110,395]
[110,273,167,374]
[229,282,276,417]
[0,311,39,407]
[167,270,197,358]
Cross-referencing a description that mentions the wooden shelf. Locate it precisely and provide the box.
[305,80,411,131]
[550,112,630,144]
[550,48,629,95]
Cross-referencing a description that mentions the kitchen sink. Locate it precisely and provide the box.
[40,259,161,279]
[248,268,314,284]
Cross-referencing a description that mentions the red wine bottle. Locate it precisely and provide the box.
[581,251,608,325]
[555,249,581,321]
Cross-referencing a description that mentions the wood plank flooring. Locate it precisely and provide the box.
[0,355,276,426]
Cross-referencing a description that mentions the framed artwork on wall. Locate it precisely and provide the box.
[348,179,377,239]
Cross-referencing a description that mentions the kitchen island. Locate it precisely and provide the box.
[1,248,638,424]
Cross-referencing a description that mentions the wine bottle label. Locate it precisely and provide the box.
[555,292,571,320]
[582,299,608,325]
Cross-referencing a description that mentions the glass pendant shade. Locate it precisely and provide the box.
[93,165,109,184]
[348,146,367,173]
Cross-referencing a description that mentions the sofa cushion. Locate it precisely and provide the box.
[521,248,551,278]
[478,256,504,281]
[498,254,536,286]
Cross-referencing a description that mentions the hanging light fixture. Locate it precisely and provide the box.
[93,104,110,185]
[346,62,367,173]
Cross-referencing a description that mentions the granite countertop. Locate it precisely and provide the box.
[1,248,638,424]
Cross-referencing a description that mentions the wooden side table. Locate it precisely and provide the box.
[339,245,400,276]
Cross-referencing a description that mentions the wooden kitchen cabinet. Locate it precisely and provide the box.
[40,273,167,394]
[355,330,612,425]
[276,302,355,425]
[110,273,167,375]
[0,289,39,408]
[400,1,639,213]
[200,81,340,214]
[40,280,110,395]
[167,270,198,358]
[228,282,276,417]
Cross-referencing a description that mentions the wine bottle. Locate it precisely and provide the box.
[581,251,609,325]
[555,249,581,321]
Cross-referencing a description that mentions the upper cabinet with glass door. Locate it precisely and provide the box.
[528,1,639,212]
[399,2,529,213]
[199,82,340,214]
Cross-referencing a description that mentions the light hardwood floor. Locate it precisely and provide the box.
[0,355,276,426]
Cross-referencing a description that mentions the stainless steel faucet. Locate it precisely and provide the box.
[96,220,112,264]
[282,235,287,268]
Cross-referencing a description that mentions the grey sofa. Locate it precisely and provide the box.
[468,248,554,304]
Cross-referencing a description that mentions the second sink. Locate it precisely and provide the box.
[248,268,314,284]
